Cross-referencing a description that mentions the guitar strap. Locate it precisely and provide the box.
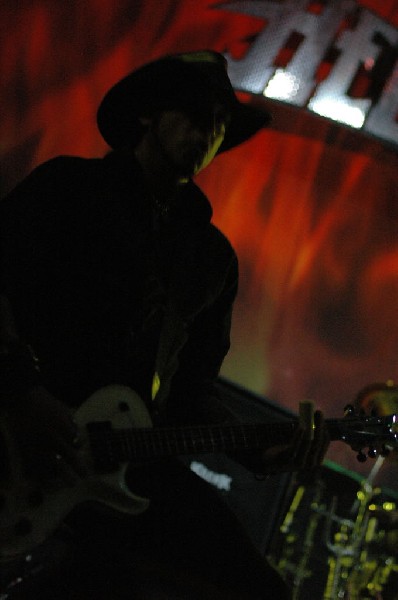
[149,211,210,415]
[145,183,218,417]
[149,229,195,415]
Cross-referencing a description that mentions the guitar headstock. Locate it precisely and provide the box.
[333,404,398,462]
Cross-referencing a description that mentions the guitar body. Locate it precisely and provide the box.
[0,385,152,563]
[2,383,397,569]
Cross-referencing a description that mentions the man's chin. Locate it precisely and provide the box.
[174,160,201,180]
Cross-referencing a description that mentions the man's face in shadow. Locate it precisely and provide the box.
[145,102,229,181]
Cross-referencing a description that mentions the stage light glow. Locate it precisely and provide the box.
[263,69,300,101]
[308,97,366,128]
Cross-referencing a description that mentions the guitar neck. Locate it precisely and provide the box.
[89,416,397,462]
[121,421,297,460]
[88,419,350,463]
[88,421,291,463]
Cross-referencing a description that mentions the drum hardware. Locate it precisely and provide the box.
[270,457,398,599]
[345,499,398,600]
[271,382,398,598]
[323,477,379,600]
[323,455,397,599]
[269,478,327,599]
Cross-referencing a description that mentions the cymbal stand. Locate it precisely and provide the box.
[323,457,385,600]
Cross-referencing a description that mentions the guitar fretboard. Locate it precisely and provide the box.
[87,419,332,464]
[86,415,397,468]
[117,421,298,460]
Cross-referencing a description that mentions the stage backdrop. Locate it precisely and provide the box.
[2,0,398,488]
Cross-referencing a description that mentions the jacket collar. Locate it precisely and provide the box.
[102,150,213,228]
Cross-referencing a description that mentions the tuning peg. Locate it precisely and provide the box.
[368,448,378,458]
[344,404,355,416]
[357,450,367,462]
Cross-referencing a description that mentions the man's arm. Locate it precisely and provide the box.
[0,160,86,484]
[164,253,329,473]
[0,291,85,485]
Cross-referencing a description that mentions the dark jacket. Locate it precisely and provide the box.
[0,150,238,424]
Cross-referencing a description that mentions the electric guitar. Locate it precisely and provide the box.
[1,384,397,565]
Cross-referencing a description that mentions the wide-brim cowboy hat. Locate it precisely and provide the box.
[97,50,271,154]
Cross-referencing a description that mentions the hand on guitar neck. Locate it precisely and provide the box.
[252,401,329,474]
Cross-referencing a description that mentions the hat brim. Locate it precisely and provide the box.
[218,100,271,153]
[97,52,271,154]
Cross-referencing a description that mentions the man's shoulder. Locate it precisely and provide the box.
[186,183,235,252]
[208,221,236,259]
[35,155,103,179]
[6,156,104,197]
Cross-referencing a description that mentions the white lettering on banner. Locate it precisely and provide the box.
[218,0,398,146]
[190,461,232,491]
[364,59,398,142]
[309,9,398,128]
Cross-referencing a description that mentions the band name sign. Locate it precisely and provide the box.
[220,0,398,147]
